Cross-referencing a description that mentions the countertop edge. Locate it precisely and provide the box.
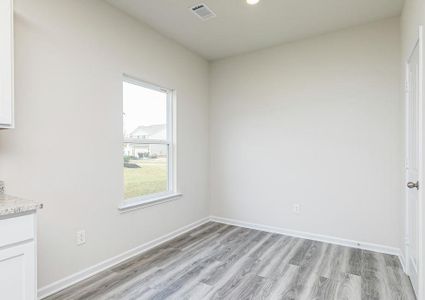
[0,194,43,217]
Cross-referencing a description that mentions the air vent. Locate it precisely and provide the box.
[190,3,216,21]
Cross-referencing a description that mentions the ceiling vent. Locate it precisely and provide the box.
[190,3,216,21]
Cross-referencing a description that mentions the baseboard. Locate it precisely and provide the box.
[399,252,407,273]
[210,216,401,257]
[37,217,210,299]
[38,215,405,299]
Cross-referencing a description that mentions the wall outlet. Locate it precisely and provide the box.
[76,230,86,246]
[293,204,300,214]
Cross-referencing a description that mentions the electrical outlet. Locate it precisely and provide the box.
[76,230,86,246]
[293,204,300,214]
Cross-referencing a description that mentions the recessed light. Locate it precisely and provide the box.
[247,0,260,5]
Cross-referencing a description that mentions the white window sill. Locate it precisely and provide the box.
[118,193,183,213]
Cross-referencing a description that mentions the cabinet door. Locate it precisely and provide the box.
[0,0,13,127]
[0,242,36,300]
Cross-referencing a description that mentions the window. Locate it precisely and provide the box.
[121,76,177,209]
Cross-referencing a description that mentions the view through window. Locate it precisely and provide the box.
[123,78,173,202]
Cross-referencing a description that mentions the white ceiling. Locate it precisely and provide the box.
[106,0,404,60]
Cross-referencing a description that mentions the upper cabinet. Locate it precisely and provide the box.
[0,0,13,128]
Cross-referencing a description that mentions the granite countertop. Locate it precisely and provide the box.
[0,193,43,217]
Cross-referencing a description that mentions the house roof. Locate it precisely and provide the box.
[129,124,165,138]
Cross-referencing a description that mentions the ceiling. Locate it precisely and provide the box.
[106,0,404,60]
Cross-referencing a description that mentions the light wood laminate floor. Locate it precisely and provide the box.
[45,222,416,300]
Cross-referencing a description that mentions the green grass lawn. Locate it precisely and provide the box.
[124,158,167,199]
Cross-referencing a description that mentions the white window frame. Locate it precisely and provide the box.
[119,75,181,211]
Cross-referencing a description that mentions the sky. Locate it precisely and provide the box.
[123,81,167,137]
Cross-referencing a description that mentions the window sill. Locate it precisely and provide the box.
[118,193,183,213]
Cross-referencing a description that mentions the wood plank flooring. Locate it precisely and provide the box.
[45,222,416,300]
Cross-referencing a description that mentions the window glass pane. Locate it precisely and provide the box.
[123,143,168,199]
[123,81,167,141]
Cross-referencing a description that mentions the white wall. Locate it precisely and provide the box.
[401,0,425,297]
[0,0,209,288]
[209,18,402,249]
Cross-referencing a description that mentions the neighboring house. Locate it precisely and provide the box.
[123,124,166,158]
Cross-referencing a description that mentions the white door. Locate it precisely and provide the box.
[0,242,36,300]
[406,32,422,297]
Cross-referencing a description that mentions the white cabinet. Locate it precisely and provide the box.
[0,214,36,300]
[0,0,14,128]
[0,242,36,300]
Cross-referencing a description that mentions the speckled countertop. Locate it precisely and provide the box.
[0,193,43,217]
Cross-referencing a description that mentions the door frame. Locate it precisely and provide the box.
[404,25,424,299]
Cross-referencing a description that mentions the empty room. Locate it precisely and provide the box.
[0,0,425,299]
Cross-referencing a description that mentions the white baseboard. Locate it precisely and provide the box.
[210,216,402,257]
[37,217,210,299]
[38,215,405,299]
[399,252,407,273]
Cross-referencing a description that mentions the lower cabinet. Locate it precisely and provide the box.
[0,242,36,299]
[0,213,37,300]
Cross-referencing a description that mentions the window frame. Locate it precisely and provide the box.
[120,75,180,211]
